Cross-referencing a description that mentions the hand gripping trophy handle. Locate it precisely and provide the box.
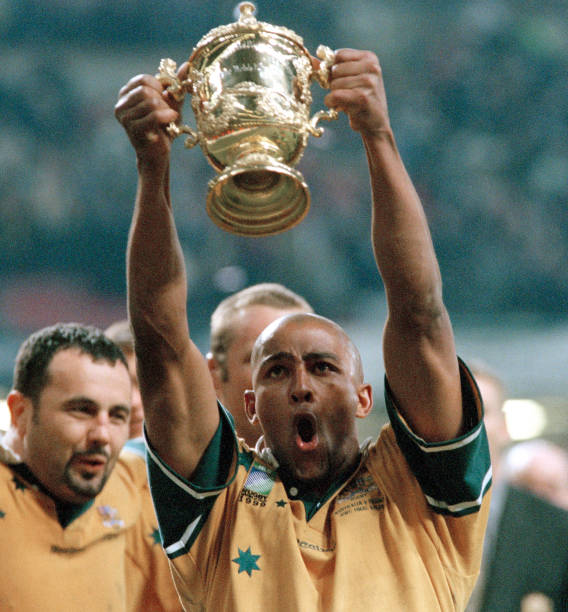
[309,45,339,137]
[156,58,199,149]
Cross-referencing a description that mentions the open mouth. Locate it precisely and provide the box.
[294,414,318,451]
[72,454,107,472]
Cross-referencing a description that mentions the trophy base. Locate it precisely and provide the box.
[206,158,310,237]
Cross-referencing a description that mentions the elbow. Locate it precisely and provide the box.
[388,285,448,335]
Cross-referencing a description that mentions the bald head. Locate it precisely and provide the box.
[251,313,364,386]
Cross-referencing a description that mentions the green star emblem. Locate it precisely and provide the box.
[232,547,261,576]
[13,477,27,491]
[276,499,287,507]
[150,527,162,545]
[0,509,5,518]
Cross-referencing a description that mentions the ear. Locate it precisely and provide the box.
[244,390,258,424]
[6,390,33,436]
[355,383,373,419]
[206,352,223,394]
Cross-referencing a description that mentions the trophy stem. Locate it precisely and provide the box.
[206,155,310,237]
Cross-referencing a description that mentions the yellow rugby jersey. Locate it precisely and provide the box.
[0,442,180,611]
[0,457,140,612]
[147,360,492,611]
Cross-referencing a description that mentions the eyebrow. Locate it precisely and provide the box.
[112,404,131,416]
[260,351,340,367]
[64,397,131,415]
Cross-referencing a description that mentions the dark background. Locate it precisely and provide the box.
[1,1,566,442]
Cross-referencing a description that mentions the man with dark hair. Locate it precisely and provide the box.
[14,321,128,393]
[116,48,491,610]
[207,283,313,446]
[9,323,130,504]
[0,322,181,611]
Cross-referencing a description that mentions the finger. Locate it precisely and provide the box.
[118,74,165,100]
[325,88,368,111]
[116,97,178,129]
[331,56,381,83]
[329,73,381,98]
[120,108,176,147]
[333,48,373,64]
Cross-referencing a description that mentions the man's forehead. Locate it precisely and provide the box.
[45,348,130,390]
[232,305,304,335]
[255,315,344,359]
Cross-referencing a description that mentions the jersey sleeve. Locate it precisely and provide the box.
[384,358,492,516]
[145,403,238,558]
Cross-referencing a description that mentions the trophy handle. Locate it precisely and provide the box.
[156,58,200,149]
[307,45,339,137]
[313,45,335,89]
[308,108,339,137]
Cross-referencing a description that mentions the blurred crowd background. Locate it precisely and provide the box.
[1,0,567,443]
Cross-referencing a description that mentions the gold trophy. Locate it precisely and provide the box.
[157,2,338,236]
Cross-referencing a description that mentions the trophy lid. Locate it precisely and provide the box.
[189,2,309,64]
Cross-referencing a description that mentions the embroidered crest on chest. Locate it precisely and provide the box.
[334,469,384,517]
[238,462,277,507]
[97,504,125,529]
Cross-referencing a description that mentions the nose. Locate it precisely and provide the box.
[87,414,111,448]
[290,367,313,404]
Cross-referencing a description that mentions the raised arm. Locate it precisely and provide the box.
[325,49,463,441]
[115,72,219,477]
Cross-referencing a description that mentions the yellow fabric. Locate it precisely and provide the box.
[0,460,137,612]
[120,451,182,611]
[0,452,180,611]
[169,426,490,612]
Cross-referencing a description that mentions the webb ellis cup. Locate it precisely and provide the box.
[157,2,338,236]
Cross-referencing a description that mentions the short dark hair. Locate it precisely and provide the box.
[13,323,128,403]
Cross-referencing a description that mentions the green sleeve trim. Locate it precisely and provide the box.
[191,403,235,489]
[385,358,492,515]
[145,403,240,557]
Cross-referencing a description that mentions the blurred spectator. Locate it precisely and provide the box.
[105,319,144,439]
[206,283,313,447]
[503,438,568,511]
[466,361,568,612]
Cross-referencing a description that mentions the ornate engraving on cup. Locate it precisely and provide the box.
[157,2,338,236]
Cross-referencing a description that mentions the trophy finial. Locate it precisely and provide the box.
[237,2,257,23]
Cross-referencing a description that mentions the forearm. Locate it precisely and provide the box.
[117,71,220,476]
[365,130,443,325]
[127,165,189,354]
[364,130,462,440]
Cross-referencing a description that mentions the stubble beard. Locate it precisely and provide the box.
[63,458,112,501]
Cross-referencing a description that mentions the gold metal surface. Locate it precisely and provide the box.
[157,2,338,236]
